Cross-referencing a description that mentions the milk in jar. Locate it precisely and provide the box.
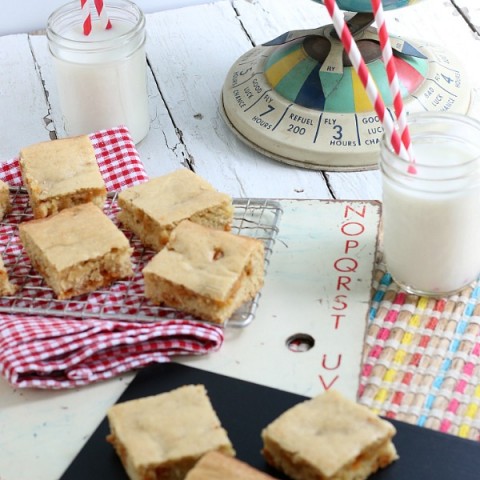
[47,0,149,143]
[380,112,480,296]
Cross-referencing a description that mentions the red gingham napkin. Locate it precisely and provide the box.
[0,317,223,389]
[0,126,224,389]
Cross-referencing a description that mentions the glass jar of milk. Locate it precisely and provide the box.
[47,0,149,143]
[380,112,480,297]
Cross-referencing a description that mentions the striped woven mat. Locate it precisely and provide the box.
[359,255,480,441]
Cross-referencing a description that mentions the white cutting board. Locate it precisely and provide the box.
[180,199,381,400]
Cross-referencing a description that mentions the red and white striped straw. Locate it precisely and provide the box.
[81,0,92,36]
[323,0,411,165]
[81,0,112,35]
[94,0,113,30]
[371,0,414,167]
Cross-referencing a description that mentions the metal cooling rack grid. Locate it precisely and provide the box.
[0,189,282,328]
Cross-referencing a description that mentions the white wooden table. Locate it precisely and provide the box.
[1,1,480,478]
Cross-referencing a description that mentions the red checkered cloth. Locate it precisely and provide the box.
[0,317,223,389]
[0,126,224,389]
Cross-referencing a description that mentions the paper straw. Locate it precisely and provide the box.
[81,0,112,35]
[323,0,411,165]
[93,0,113,30]
[371,0,415,171]
[81,0,92,36]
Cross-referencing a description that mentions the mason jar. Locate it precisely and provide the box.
[380,112,480,296]
[47,0,150,143]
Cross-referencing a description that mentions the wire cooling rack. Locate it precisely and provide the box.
[0,189,282,328]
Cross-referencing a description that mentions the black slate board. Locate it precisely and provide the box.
[61,362,480,479]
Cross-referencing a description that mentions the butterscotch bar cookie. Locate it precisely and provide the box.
[261,390,398,480]
[185,451,276,480]
[106,385,235,480]
[0,180,11,221]
[19,135,106,218]
[143,220,265,324]
[0,255,16,296]
[117,169,234,251]
[19,203,133,299]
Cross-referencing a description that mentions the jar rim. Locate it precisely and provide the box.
[381,111,480,170]
[47,0,145,51]
[380,112,480,193]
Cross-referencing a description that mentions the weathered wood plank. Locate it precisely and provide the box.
[145,1,333,198]
[3,0,479,201]
[232,0,331,45]
[450,0,480,34]
[0,34,53,161]
[1,1,333,197]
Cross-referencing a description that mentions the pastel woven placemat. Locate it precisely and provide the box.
[359,250,480,442]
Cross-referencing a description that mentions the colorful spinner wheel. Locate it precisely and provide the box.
[221,1,470,170]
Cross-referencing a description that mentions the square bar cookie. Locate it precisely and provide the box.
[19,135,106,218]
[185,451,276,480]
[0,180,11,221]
[107,385,235,480]
[117,169,234,251]
[143,220,265,324]
[261,390,398,480]
[19,202,133,299]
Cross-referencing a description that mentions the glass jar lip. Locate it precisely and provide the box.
[381,111,480,170]
[46,0,145,50]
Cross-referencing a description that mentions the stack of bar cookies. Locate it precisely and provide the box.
[106,385,236,480]
[106,385,277,480]
[1,134,265,326]
[117,169,265,325]
[16,135,133,299]
[106,387,399,480]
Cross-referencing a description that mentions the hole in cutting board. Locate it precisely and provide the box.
[286,333,315,352]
